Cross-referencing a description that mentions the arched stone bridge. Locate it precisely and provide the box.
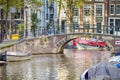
[1,32,120,54]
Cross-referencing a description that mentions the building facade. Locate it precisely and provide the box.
[0,0,58,41]
[109,0,120,35]
[38,0,57,35]
[60,0,120,35]
[79,0,108,34]
[0,5,24,41]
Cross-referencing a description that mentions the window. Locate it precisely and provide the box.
[73,8,79,16]
[96,17,103,22]
[85,0,91,1]
[96,5,103,16]
[11,13,20,19]
[84,21,90,28]
[73,8,79,29]
[110,19,114,26]
[73,22,79,29]
[116,5,120,14]
[115,19,120,31]
[95,0,103,1]
[73,16,78,22]
[84,5,91,16]
[110,0,115,1]
[109,4,115,14]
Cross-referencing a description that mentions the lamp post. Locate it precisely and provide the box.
[25,6,28,38]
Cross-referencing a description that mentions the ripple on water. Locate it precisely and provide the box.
[3,49,111,80]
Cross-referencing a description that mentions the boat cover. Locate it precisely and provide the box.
[115,52,120,56]
[109,56,120,63]
[84,62,120,80]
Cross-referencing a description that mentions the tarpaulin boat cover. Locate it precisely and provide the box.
[85,62,120,80]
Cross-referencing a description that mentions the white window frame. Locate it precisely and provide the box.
[85,0,91,1]
[83,5,92,28]
[95,4,103,17]
[94,4,104,26]
[84,5,91,16]
[116,4,120,15]
[109,4,115,15]
[95,0,103,1]
[73,8,80,26]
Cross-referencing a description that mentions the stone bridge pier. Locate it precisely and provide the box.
[0,35,69,54]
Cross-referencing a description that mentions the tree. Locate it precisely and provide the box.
[65,0,85,33]
[0,0,23,40]
[49,0,85,33]
[30,0,43,37]
[32,0,42,6]
[0,0,42,40]
[31,12,40,37]
[57,0,64,33]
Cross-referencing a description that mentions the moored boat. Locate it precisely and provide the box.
[81,62,120,80]
[77,43,99,50]
[1,51,32,62]
[109,56,120,63]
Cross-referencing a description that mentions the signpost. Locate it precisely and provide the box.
[115,40,120,45]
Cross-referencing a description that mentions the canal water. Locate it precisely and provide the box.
[0,49,111,80]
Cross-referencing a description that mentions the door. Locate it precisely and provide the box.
[61,20,66,33]
[97,23,101,33]
[115,19,120,31]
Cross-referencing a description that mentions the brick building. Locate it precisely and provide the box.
[60,0,120,35]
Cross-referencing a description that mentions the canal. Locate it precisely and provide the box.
[0,49,111,80]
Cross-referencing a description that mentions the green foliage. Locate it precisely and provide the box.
[10,0,23,9]
[0,0,23,11]
[18,23,24,31]
[31,12,41,37]
[56,0,85,32]
[32,0,43,6]
[31,12,41,29]
[63,0,85,32]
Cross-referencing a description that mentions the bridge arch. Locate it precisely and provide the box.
[55,35,114,53]
[56,38,77,53]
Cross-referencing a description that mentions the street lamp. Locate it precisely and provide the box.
[25,6,28,38]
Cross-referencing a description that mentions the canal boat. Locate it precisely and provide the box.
[80,69,88,80]
[115,52,120,56]
[109,56,120,63]
[76,43,99,50]
[81,62,120,80]
[0,51,32,62]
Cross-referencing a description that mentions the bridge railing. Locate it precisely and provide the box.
[68,25,120,36]
[25,26,119,37]
[2,24,120,43]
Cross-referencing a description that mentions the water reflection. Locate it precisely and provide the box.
[1,49,111,80]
